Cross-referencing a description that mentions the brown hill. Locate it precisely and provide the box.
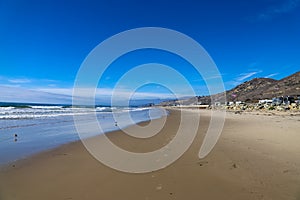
[263,71,300,98]
[160,71,300,105]
[225,78,277,102]
[203,71,300,103]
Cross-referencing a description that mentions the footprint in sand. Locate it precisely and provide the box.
[197,161,208,167]
[156,184,163,190]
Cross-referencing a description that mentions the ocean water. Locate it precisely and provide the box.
[0,104,167,165]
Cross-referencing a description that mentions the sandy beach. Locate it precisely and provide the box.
[1,109,300,200]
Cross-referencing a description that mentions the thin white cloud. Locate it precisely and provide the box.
[0,84,21,88]
[1,75,61,86]
[257,0,300,21]
[38,87,179,100]
[271,0,299,13]
[236,71,259,82]
[192,73,226,82]
[226,80,242,87]
[0,75,192,104]
[204,74,223,81]
[8,78,31,84]
[47,84,57,87]
[265,73,279,78]
[0,85,71,104]
[226,70,262,88]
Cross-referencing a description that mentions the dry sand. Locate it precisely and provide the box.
[0,109,300,200]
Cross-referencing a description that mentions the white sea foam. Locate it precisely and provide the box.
[0,106,87,119]
[31,106,63,109]
[0,105,155,120]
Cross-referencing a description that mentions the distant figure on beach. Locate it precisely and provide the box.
[14,133,18,142]
[115,121,118,127]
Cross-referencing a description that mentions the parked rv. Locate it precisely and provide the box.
[259,99,272,104]
[272,97,283,105]
[283,96,295,105]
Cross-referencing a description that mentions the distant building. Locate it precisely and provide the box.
[214,102,221,106]
[272,96,296,105]
[259,99,272,104]
[227,102,234,106]
[235,101,243,105]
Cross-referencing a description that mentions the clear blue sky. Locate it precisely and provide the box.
[0,0,299,103]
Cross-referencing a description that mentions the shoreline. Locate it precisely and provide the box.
[0,107,167,166]
[0,109,171,170]
[1,109,300,199]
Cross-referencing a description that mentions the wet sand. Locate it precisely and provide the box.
[1,109,300,200]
